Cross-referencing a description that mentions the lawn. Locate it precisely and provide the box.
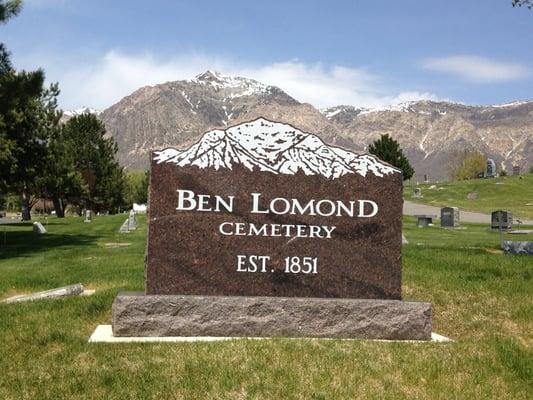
[0,214,532,399]
[404,173,533,220]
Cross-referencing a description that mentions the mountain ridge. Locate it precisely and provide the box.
[86,70,532,180]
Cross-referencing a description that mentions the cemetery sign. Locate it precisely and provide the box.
[112,118,432,340]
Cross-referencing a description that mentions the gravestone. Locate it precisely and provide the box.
[128,210,137,229]
[440,207,459,228]
[491,210,512,230]
[467,192,478,200]
[486,159,496,178]
[512,166,520,176]
[413,188,422,198]
[416,215,434,227]
[501,241,533,255]
[111,118,432,340]
[32,221,47,234]
[84,209,93,223]
[423,174,429,183]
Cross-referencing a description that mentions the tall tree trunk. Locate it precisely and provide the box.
[52,197,65,218]
[21,189,31,221]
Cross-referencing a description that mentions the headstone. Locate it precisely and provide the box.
[423,174,429,183]
[440,207,459,228]
[512,165,520,176]
[128,210,137,230]
[486,158,496,178]
[413,188,422,198]
[491,210,512,230]
[111,118,432,340]
[32,221,47,234]
[402,233,408,245]
[2,283,83,303]
[119,219,131,233]
[467,192,478,200]
[84,209,93,223]
[501,241,533,255]
[416,215,434,227]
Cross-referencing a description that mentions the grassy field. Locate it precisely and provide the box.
[404,173,533,220]
[0,214,532,399]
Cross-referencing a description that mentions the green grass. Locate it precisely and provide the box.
[404,173,533,220]
[0,215,532,399]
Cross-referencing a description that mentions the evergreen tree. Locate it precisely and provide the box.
[368,134,414,181]
[0,0,22,23]
[0,68,51,220]
[35,99,86,217]
[62,114,125,213]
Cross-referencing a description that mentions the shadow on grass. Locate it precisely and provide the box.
[0,229,97,260]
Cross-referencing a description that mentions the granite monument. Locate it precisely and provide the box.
[112,118,432,340]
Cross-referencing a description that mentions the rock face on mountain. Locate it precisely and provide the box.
[101,71,342,171]
[323,101,533,180]
[99,71,533,180]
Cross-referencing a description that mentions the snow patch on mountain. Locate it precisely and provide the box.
[63,107,100,117]
[193,70,272,98]
[153,118,400,179]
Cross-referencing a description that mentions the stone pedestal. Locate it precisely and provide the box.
[112,293,432,340]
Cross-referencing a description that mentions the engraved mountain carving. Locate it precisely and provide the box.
[154,118,400,179]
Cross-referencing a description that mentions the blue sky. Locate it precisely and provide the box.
[2,0,532,110]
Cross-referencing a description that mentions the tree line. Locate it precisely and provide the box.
[0,1,147,220]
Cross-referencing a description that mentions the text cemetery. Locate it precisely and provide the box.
[177,189,379,240]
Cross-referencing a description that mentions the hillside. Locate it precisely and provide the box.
[404,174,533,219]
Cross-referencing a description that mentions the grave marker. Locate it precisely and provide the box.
[491,210,513,230]
[111,118,432,340]
[486,159,496,178]
[440,207,459,228]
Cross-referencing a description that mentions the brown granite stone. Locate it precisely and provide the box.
[145,118,403,299]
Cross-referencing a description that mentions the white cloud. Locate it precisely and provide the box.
[422,55,530,83]
[19,50,442,110]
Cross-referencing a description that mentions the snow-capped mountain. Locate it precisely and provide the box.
[63,107,100,117]
[101,71,339,172]
[322,100,533,179]
[154,118,400,179]
[98,70,533,180]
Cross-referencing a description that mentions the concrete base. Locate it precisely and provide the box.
[112,293,432,341]
[90,325,450,343]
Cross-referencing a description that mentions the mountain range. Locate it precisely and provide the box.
[86,70,532,180]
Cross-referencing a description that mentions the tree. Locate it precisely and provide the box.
[512,0,533,9]
[447,150,486,181]
[124,170,148,207]
[368,134,414,180]
[62,114,125,213]
[0,68,53,220]
[35,112,86,218]
[0,0,57,220]
[0,0,22,23]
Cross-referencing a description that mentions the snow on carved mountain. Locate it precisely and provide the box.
[154,118,400,179]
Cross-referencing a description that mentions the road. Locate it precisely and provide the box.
[403,201,533,225]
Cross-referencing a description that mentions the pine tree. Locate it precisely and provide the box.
[0,0,22,23]
[62,113,125,213]
[368,134,414,180]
